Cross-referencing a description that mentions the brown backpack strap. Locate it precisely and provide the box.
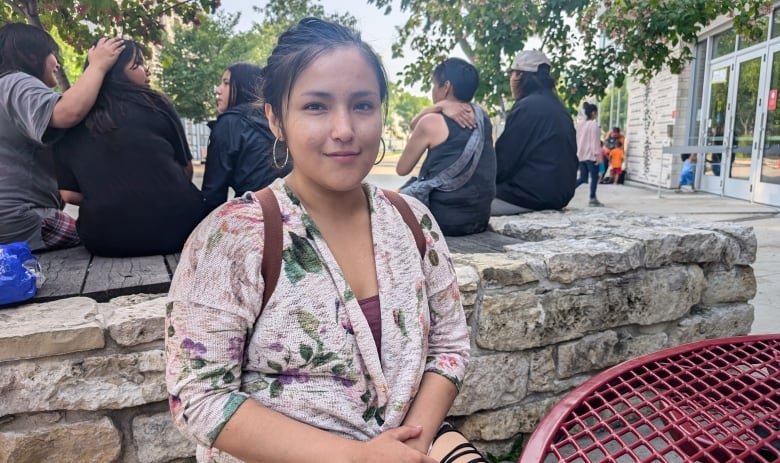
[383,189,426,259]
[257,188,283,312]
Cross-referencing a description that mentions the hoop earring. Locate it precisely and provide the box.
[272,137,289,169]
[374,137,386,165]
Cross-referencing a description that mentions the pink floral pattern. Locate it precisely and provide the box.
[165,179,469,462]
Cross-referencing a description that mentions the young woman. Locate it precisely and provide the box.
[166,18,484,463]
[54,40,205,257]
[202,62,291,213]
[0,23,123,251]
[575,102,603,206]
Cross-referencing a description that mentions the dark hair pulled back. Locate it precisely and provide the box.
[582,102,598,119]
[0,23,58,81]
[262,17,388,135]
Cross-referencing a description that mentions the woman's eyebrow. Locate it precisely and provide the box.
[299,90,380,98]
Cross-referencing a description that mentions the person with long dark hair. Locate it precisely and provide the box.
[0,23,123,251]
[166,17,484,463]
[576,102,603,206]
[54,40,206,257]
[491,50,578,215]
[202,62,291,212]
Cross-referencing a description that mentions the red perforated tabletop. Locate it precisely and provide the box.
[519,335,780,463]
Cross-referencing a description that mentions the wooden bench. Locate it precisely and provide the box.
[30,246,180,303]
[26,231,512,304]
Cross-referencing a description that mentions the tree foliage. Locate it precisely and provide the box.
[157,0,358,121]
[158,11,255,121]
[1,0,218,88]
[367,0,771,112]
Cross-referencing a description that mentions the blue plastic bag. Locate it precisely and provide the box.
[0,242,41,305]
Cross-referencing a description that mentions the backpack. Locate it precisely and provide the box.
[255,188,426,311]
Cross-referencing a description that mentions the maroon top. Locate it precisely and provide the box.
[358,295,381,358]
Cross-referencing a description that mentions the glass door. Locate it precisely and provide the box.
[754,43,780,205]
[700,63,730,193]
[723,50,765,199]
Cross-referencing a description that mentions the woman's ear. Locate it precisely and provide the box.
[265,103,283,140]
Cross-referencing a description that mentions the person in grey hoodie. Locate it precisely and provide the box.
[203,62,292,212]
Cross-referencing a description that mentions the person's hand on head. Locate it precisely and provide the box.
[87,37,125,73]
[355,425,437,463]
[438,100,476,129]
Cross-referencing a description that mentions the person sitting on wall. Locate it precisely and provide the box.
[396,57,496,236]
[202,62,292,213]
[0,23,123,251]
[491,50,578,215]
[53,40,206,257]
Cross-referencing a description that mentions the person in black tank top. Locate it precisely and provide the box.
[396,58,496,236]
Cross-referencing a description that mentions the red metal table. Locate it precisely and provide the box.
[519,335,780,463]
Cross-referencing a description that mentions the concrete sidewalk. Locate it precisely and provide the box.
[570,181,780,335]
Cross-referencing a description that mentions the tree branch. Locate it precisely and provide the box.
[3,0,25,18]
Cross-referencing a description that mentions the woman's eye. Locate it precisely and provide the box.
[355,102,375,111]
[304,103,326,111]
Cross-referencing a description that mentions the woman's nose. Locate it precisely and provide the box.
[331,108,354,141]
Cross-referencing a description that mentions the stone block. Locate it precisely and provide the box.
[0,297,104,362]
[668,303,754,346]
[0,417,120,463]
[691,222,757,265]
[477,266,703,350]
[133,412,195,463]
[454,263,479,306]
[452,253,542,288]
[0,350,166,416]
[611,225,725,268]
[701,265,756,305]
[490,213,579,241]
[557,331,668,378]
[504,236,643,283]
[475,289,543,351]
[451,352,530,416]
[459,395,562,439]
[528,347,555,392]
[101,296,167,346]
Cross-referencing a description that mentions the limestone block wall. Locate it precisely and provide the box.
[0,209,756,462]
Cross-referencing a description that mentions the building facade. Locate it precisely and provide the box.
[625,5,780,207]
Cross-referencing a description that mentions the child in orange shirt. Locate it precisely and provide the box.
[609,141,624,185]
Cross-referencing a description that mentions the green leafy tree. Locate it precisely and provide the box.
[598,84,629,133]
[367,0,771,111]
[1,0,218,89]
[157,0,358,121]
[389,82,431,130]
[158,11,255,121]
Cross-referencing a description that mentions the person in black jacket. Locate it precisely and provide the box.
[491,50,578,215]
[202,62,292,212]
[54,40,206,257]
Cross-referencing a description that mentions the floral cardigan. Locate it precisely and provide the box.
[165,178,470,462]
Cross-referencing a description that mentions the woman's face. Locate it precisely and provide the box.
[215,70,231,114]
[124,56,150,87]
[267,47,383,194]
[42,53,59,88]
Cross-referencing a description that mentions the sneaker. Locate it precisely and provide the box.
[589,198,604,207]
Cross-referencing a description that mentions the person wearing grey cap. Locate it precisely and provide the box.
[491,49,578,215]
